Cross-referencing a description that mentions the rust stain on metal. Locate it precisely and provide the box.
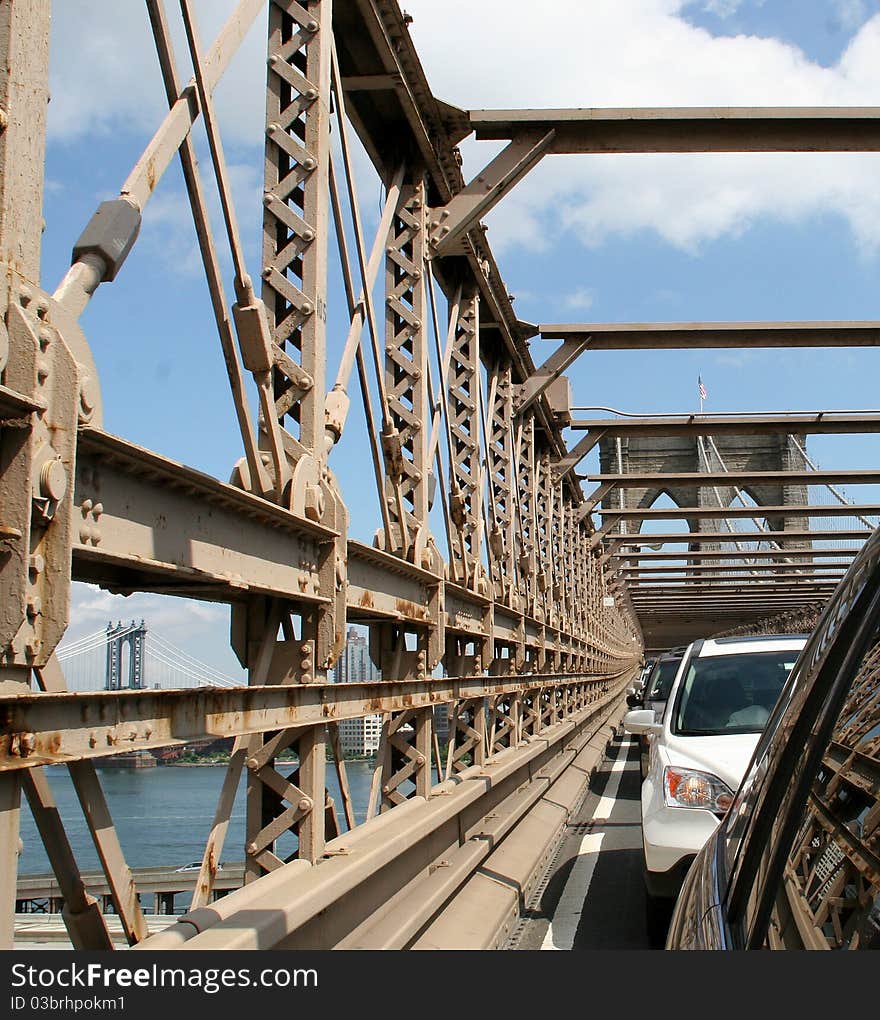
[395,598,427,620]
[359,590,374,609]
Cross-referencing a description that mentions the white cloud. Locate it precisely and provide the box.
[700,0,754,17]
[403,0,880,256]
[47,0,266,149]
[564,287,597,310]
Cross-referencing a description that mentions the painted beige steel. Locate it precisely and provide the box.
[135,688,625,949]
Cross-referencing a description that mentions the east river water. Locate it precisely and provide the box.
[17,759,377,877]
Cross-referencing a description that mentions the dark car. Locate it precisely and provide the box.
[629,649,685,779]
[666,529,880,950]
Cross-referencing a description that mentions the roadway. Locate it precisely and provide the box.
[509,732,664,950]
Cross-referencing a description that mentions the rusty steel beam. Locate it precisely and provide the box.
[585,468,880,488]
[72,428,333,602]
[469,107,880,152]
[539,321,880,350]
[598,504,880,520]
[569,412,880,437]
[0,671,619,773]
[618,563,850,575]
[609,547,860,561]
[606,529,870,546]
[627,578,842,590]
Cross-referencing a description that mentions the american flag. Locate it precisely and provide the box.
[698,376,707,401]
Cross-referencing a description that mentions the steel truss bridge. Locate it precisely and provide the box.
[1,0,879,950]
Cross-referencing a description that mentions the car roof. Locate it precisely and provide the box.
[690,634,809,658]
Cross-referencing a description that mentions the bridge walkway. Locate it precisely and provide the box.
[509,733,657,950]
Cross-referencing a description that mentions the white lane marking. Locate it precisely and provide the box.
[541,737,634,951]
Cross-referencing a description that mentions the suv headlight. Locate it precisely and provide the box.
[663,766,734,815]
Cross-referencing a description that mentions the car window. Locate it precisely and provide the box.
[645,658,681,701]
[719,541,880,949]
[671,650,799,737]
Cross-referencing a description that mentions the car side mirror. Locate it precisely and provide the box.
[623,709,663,736]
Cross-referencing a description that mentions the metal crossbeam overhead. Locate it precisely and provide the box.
[618,563,851,575]
[608,548,860,561]
[585,468,880,487]
[539,321,880,350]
[469,107,880,152]
[627,580,842,592]
[569,412,880,435]
[606,530,870,545]
[598,504,880,520]
[557,413,880,475]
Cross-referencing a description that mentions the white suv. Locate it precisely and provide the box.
[623,633,808,940]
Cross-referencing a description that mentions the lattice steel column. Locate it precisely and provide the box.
[516,414,538,615]
[381,177,432,565]
[239,1,338,880]
[447,290,485,591]
[487,359,518,606]
[535,447,553,623]
[261,0,331,466]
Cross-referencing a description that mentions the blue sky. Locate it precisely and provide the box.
[41,1,880,680]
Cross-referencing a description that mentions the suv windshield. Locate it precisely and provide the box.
[645,657,681,701]
[672,649,800,736]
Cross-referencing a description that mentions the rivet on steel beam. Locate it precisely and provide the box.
[29,554,45,575]
[297,798,312,812]
[303,88,318,101]
[306,19,318,32]
[301,301,313,315]
[246,842,258,855]
[301,157,316,171]
[302,229,315,241]
[246,757,260,771]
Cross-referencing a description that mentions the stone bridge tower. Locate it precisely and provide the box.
[598,432,810,545]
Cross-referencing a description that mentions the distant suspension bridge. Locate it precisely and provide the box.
[55,622,245,692]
